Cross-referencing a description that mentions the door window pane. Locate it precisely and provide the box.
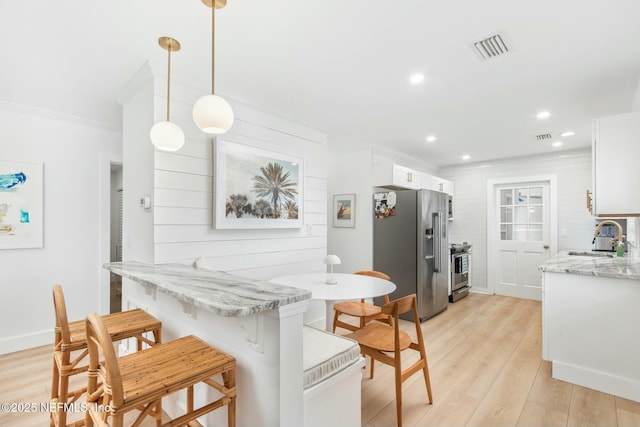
[515,188,528,205]
[529,187,543,204]
[501,189,513,205]
[515,206,528,223]
[501,207,513,222]
[514,224,527,241]
[499,185,545,242]
[501,224,513,240]
[529,206,542,223]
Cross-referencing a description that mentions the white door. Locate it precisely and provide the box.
[495,182,550,300]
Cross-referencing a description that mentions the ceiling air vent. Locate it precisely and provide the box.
[472,34,510,61]
[535,133,553,141]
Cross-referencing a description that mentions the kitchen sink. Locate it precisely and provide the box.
[567,251,614,258]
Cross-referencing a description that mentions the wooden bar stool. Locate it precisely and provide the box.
[51,284,162,427]
[85,312,237,427]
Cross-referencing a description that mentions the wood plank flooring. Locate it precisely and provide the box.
[0,293,638,426]
[345,293,640,427]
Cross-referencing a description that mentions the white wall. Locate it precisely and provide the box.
[119,68,155,264]
[0,102,121,354]
[438,149,594,292]
[632,73,640,111]
[120,65,328,282]
[327,149,374,274]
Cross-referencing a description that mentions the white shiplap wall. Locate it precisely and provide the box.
[150,74,328,280]
[438,149,594,292]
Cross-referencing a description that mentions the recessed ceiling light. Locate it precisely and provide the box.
[462,155,471,160]
[560,131,575,137]
[552,141,563,147]
[410,73,425,84]
[426,135,437,143]
[536,111,551,119]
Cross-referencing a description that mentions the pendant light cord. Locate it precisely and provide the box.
[166,44,172,121]
[211,3,216,95]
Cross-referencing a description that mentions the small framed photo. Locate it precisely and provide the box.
[333,194,355,228]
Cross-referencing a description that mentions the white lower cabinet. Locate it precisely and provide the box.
[542,271,640,401]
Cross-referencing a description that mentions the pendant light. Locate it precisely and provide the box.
[150,37,185,151]
[192,0,234,135]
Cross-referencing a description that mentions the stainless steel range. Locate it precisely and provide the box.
[450,243,471,302]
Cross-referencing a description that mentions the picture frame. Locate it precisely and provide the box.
[214,140,304,229]
[333,194,356,228]
[0,160,44,249]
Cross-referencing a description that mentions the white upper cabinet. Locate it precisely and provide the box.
[592,111,640,216]
[373,163,422,190]
[430,175,454,196]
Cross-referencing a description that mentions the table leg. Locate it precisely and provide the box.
[325,300,335,332]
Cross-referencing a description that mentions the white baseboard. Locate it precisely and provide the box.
[0,329,52,355]
[553,360,640,402]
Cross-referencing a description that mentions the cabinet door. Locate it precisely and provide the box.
[432,176,453,194]
[593,111,640,216]
[432,176,446,193]
[393,165,421,189]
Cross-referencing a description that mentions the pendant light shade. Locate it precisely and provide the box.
[151,37,185,151]
[150,120,185,151]
[193,94,234,135]
[193,0,234,135]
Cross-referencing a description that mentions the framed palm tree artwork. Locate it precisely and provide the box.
[214,140,304,229]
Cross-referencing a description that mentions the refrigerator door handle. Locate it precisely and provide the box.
[433,212,441,272]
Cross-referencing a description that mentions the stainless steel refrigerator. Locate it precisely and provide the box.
[373,189,449,322]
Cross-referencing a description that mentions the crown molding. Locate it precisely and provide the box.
[115,61,156,107]
[0,99,120,132]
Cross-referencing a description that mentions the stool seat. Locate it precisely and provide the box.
[114,335,235,411]
[51,285,162,427]
[85,313,236,427]
[59,309,161,353]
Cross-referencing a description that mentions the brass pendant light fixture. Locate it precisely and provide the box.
[150,37,185,151]
[192,0,234,135]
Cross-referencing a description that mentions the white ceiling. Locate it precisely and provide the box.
[2,0,640,166]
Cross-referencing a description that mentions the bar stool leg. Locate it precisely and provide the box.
[224,370,236,427]
[50,358,59,427]
[58,372,69,427]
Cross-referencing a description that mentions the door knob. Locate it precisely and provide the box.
[543,244,550,249]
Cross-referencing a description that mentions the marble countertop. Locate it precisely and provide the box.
[104,261,312,317]
[539,251,640,280]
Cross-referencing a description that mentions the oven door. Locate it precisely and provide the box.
[452,253,469,291]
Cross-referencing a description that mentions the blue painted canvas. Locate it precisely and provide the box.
[0,161,42,249]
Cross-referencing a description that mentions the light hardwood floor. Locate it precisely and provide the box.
[1,293,639,426]
[348,293,640,427]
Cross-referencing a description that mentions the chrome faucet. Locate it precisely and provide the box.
[592,220,623,245]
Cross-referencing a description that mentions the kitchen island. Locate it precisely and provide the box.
[104,261,312,427]
[539,252,640,402]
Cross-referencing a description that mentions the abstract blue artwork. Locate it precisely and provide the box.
[0,160,43,249]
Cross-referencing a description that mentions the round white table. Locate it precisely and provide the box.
[271,272,397,331]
